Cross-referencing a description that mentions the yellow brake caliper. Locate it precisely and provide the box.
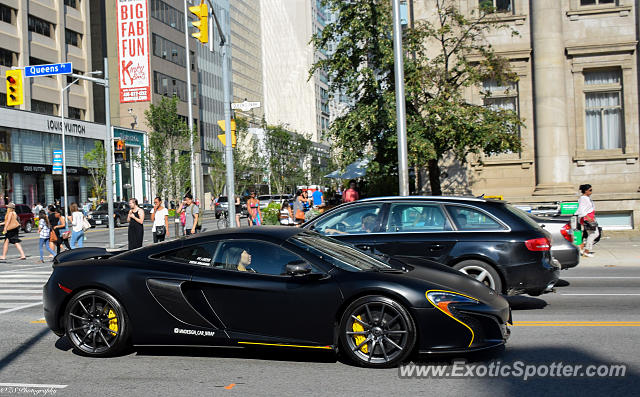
[352,315,368,354]
[107,309,118,335]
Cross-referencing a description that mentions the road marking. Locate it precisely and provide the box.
[0,383,67,389]
[513,321,640,327]
[30,320,46,323]
[562,276,640,279]
[0,301,42,314]
[0,265,51,273]
[0,289,43,294]
[560,293,640,296]
[225,383,237,390]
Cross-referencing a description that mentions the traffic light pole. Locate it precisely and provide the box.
[69,58,115,248]
[183,0,197,202]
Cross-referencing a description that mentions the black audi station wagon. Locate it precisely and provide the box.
[303,196,559,296]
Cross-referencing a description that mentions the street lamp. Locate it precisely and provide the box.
[59,70,102,215]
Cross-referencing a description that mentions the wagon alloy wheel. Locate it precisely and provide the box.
[340,296,415,368]
[65,290,129,356]
[453,260,502,293]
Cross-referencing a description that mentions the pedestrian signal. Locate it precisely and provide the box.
[114,139,126,162]
[5,70,23,106]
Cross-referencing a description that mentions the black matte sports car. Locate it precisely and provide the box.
[44,227,511,368]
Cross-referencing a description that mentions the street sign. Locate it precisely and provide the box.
[560,202,579,215]
[52,150,63,175]
[24,62,72,78]
[231,101,260,112]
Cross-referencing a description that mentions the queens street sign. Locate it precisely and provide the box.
[24,62,72,78]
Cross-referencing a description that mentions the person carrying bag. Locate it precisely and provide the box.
[0,203,26,260]
[575,184,600,257]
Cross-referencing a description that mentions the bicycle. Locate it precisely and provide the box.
[217,210,230,229]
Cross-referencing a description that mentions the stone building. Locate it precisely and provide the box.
[413,0,640,229]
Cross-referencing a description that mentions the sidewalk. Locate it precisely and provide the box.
[577,230,640,267]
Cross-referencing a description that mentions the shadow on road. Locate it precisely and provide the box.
[0,328,50,373]
[506,296,548,310]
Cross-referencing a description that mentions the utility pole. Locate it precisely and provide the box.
[391,0,409,196]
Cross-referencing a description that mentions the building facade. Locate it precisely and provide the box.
[260,0,329,143]
[413,0,640,229]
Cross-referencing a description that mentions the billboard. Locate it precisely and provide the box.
[116,0,151,103]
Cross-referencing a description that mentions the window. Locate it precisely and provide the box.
[68,107,83,120]
[64,0,78,9]
[0,4,13,24]
[386,203,452,232]
[152,34,186,67]
[479,0,514,13]
[483,79,518,113]
[0,93,7,108]
[65,29,81,47]
[28,15,53,37]
[150,0,185,32]
[30,57,56,78]
[156,242,218,266]
[584,69,623,150]
[313,204,383,235]
[445,205,505,231]
[580,0,616,5]
[212,240,315,276]
[154,71,190,102]
[31,100,55,115]
[0,48,15,67]
[67,69,82,85]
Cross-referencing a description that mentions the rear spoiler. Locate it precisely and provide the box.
[53,247,125,265]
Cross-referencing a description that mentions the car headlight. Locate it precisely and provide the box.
[426,290,478,316]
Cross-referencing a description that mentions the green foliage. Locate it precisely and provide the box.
[262,202,282,225]
[144,96,194,202]
[84,141,107,200]
[264,124,312,194]
[312,0,523,194]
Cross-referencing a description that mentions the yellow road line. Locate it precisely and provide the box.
[30,320,46,324]
[238,341,332,350]
[513,321,640,327]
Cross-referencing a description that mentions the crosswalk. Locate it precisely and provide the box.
[0,268,51,313]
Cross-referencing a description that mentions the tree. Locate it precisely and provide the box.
[311,0,523,195]
[84,141,107,200]
[144,96,194,203]
[263,125,312,194]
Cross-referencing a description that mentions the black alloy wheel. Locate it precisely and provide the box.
[339,296,416,368]
[64,289,129,356]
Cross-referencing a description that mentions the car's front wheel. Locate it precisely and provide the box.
[23,221,32,233]
[339,295,416,368]
[64,289,130,357]
[453,260,502,293]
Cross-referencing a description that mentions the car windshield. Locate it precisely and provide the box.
[258,195,271,201]
[504,204,543,230]
[95,204,108,211]
[288,231,392,272]
[218,197,228,203]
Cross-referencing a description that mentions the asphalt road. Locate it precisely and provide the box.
[0,232,638,396]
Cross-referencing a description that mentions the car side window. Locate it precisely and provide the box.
[212,240,320,276]
[386,203,452,232]
[446,205,505,231]
[155,242,218,266]
[313,204,383,235]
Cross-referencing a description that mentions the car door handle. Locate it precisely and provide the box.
[427,244,445,250]
[356,244,372,251]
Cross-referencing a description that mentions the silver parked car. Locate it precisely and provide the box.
[530,215,580,269]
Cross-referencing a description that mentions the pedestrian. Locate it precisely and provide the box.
[312,188,324,209]
[279,200,294,225]
[179,193,201,235]
[210,196,215,211]
[68,202,85,249]
[246,191,261,226]
[575,184,599,257]
[50,208,71,254]
[235,196,242,227]
[0,203,26,260]
[32,202,43,216]
[127,198,144,249]
[151,196,169,243]
[292,190,306,225]
[38,210,56,262]
[342,180,359,203]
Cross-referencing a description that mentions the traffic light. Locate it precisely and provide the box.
[217,119,236,148]
[114,139,126,163]
[5,70,23,106]
[189,0,208,44]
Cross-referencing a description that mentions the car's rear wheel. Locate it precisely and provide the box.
[339,296,415,368]
[64,289,130,357]
[453,260,502,293]
[23,221,32,233]
[114,217,120,228]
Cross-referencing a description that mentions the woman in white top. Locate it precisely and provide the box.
[68,202,85,249]
[575,184,598,257]
[151,196,170,243]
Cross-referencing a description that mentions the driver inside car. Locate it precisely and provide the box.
[224,247,255,272]
[324,213,377,235]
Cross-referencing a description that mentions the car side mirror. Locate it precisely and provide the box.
[286,260,312,276]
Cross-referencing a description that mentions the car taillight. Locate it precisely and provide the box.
[560,223,573,242]
[525,237,551,251]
